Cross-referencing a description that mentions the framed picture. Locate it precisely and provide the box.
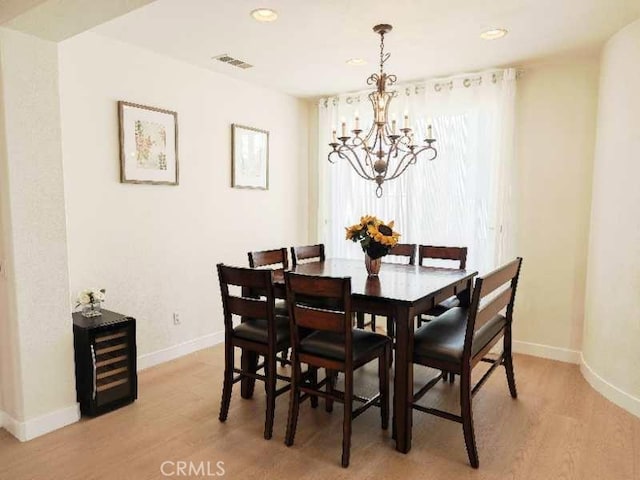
[118,101,179,185]
[231,124,269,190]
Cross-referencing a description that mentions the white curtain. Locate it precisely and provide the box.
[317,69,517,274]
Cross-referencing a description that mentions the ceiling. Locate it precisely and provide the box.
[91,0,640,98]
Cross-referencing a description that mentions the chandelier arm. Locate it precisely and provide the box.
[362,122,377,145]
[386,138,412,160]
[386,144,438,180]
[386,152,418,180]
[381,132,396,147]
[410,145,438,161]
[350,136,373,168]
[335,145,376,180]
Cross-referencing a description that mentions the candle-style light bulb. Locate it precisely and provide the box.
[332,127,337,142]
[391,113,397,134]
[341,118,347,137]
[403,112,409,129]
[427,124,433,139]
[355,111,360,130]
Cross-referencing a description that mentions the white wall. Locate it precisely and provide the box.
[0,27,78,436]
[512,58,599,360]
[0,55,11,421]
[58,32,310,360]
[582,18,640,416]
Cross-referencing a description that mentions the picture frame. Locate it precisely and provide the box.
[118,101,179,185]
[231,124,269,190]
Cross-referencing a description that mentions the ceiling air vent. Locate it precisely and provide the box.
[212,54,253,70]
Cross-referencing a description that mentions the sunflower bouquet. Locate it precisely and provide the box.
[345,215,401,259]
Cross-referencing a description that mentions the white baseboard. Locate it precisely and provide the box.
[2,412,21,440]
[580,354,640,419]
[137,330,225,371]
[0,332,225,443]
[2,404,80,442]
[513,340,581,364]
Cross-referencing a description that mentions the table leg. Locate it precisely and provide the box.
[393,304,413,453]
[458,278,473,307]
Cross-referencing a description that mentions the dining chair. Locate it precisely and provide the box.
[410,257,523,468]
[418,245,468,323]
[248,247,289,270]
[217,264,292,440]
[389,243,417,265]
[290,244,325,267]
[417,245,470,383]
[356,243,416,337]
[248,248,290,365]
[284,272,391,468]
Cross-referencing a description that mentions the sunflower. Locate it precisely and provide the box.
[345,223,364,240]
[366,222,400,247]
[360,215,381,226]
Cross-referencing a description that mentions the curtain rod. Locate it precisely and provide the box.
[318,68,525,107]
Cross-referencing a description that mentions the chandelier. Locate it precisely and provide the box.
[328,24,437,198]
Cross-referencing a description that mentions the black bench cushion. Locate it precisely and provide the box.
[300,329,390,363]
[413,307,506,364]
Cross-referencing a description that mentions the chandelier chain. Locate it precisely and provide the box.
[379,31,385,76]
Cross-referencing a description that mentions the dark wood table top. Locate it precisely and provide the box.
[274,258,476,305]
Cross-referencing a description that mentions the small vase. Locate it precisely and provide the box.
[365,254,382,276]
[82,302,102,318]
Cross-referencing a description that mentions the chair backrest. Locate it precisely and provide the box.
[418,245,467,269]
[217,264,276,341]
[285,272,353,364]
[464,257,523,361]
[387,243,416,265]
[291,244,325,267]
[248,248,289,270]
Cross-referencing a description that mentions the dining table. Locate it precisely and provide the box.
[270,258,477,454]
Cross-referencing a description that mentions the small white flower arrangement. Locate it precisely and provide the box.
[76,288,106,317]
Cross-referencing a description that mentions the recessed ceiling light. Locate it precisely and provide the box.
[346,58,367,66]
[251,8,278,22]
[480,28,508,40]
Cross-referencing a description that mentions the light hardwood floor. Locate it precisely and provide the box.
[0,345,638,480]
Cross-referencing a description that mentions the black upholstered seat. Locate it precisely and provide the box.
[300,329,390,364]
[413,307,506,363]
[275,299,288,316]
[233,315,291,349]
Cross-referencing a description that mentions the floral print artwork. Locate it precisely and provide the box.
[135,120,167,170]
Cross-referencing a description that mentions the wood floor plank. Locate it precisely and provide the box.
[0,345,638,479]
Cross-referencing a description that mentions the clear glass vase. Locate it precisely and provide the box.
[81,302,102,318]
[365,253,382,276]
